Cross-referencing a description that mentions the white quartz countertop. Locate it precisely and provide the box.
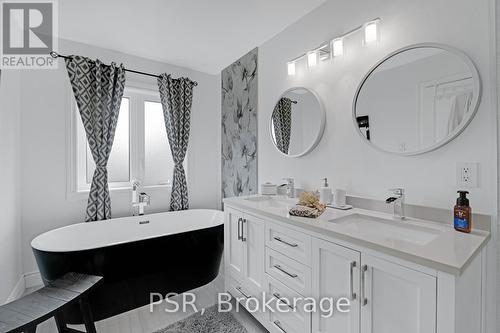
[223,195,490,275]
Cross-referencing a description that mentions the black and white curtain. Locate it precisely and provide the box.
[157,74,195,211]
[272,97,293,154]
[65,56,126,222]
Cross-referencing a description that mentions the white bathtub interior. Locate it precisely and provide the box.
[31,210,223,253]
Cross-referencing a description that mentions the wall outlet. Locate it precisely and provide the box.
[456,162,478,188]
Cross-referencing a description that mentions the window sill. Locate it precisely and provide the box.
[66,184,172,202]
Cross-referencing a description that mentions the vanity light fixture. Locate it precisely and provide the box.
[331,38,344,57]
[363,19,380,45]
[287,61,296,76]
[307,50,319,69]
[286,18,381,75]
[318,43,331,61]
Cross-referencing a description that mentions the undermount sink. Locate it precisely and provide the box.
[244,196,273,202]
[244,195,294,209]
[330,214,441,246]
[244,196,292,208]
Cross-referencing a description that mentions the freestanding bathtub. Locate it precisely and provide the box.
[31,209,224,324]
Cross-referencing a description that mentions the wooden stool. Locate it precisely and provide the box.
[0,273,102,333]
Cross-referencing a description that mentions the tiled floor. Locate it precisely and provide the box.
[25,274,268,333]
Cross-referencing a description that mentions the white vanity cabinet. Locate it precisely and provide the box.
[225,208,244,279]
[360,253,437,333]
[224,207,265,294]
[311,238,437,333]
[312,238,361,333]
[224,204,484,333]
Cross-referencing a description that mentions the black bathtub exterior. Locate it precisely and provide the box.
[32,224,224,324]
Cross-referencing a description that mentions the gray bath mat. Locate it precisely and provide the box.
[154,305,248,333]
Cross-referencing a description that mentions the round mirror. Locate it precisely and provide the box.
[353,43,481,155]
[270,87,325,157]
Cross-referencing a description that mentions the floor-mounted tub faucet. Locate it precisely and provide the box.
[132,180,150,216]
[386,188,405,219]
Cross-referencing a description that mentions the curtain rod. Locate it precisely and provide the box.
[49,51,198,86]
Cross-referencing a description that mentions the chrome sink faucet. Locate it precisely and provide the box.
[132,180,150,216]
[386,188,405,219]
[282,178,295,198]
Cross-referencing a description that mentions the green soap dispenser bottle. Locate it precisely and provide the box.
[454,191,472,233]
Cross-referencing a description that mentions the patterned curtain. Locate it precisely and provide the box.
[272,97,293,154]
[65,56,126,222]
[157,74,195,211]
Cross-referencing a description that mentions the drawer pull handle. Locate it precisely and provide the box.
[273,236,298,248]
[273,292,294,310]
[274,320,287,333]
[235,286,251,299]
[361,265,368,306]
[274,264,298,278]
[349,261,357,301]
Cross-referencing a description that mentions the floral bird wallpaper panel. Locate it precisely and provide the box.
[221,48,258,199]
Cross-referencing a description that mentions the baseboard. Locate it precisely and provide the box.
[24,271,42,289]
[4,271,43,304]
[5,275,25,304]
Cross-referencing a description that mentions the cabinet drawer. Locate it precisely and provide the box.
[267,310,310,333]
[266,247,311,295]
[226,275,265,322]
[264,274,311,333]
[226,274,257,301]
[266,222,311,266]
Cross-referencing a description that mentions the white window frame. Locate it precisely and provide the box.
[67,81,179,201]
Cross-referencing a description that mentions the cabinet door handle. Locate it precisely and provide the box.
[273,236,298,248]
[237,218,242,240]
[273,292,294,310]
[235,286,251,299]
[361,264,368,306]
[241,218,247,242]
[349,261,357,301]
[274,264,298,278]
[274,320,287,333]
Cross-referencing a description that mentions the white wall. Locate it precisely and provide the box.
[259,0,497,215]
[20,39,220,274]
[0,70,23,302]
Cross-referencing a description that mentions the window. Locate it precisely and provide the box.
[144,101,174,186]
[71,86,178,195]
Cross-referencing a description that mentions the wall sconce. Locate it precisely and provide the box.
[287,61,296,76]
[307,51,319,69]
[331,38,344,57]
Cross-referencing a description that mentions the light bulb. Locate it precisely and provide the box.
[307,51,318,69]
[364,21,379,45]
[332,38,344,57]
[287,61,296,76]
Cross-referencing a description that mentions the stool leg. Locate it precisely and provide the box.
[54,313,69,333]
[24,325,36,333]
[78,296,97,333]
